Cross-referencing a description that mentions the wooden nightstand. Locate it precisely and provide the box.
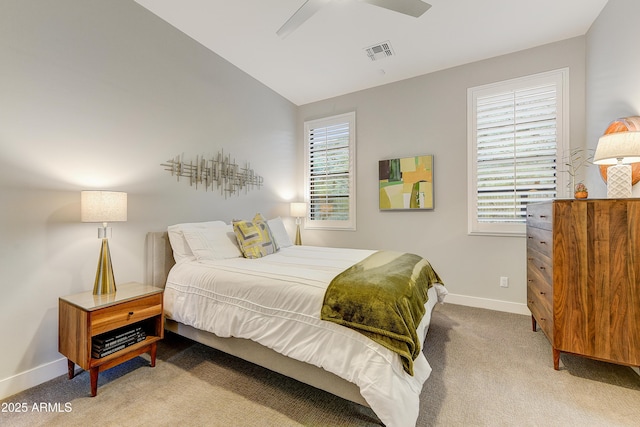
[58,282,164,396]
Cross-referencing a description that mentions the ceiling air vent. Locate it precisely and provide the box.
[365,41,394,62]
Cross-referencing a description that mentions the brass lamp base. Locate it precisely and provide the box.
[93,238,117,295]
[295,223,302,245]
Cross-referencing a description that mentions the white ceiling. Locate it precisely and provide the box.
[134,0,608,106]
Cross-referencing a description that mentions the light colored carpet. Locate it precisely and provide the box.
[1,303,639,426]
[420,304,640,426]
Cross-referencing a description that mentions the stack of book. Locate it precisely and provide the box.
[92,326,146,359]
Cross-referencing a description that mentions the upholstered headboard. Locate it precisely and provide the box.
[145,232,176,288]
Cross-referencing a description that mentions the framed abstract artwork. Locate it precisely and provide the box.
[379,155,434,210]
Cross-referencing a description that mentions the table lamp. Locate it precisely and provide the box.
[593,131,640,198]
[81,191,127,295]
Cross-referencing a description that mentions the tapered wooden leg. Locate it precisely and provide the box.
[90,367,99,397]
[553,348,560,370]
[150,342,157,368]
[67,359,75,379]
[531,315,537,332]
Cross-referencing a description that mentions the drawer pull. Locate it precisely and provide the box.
[540,215,547,218]
[539,241,547,244]
[539,266,546,270]
[128,311,134,318]
[540,291,546,295]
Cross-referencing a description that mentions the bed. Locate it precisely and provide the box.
[145,217,447,427]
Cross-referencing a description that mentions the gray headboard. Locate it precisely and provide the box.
[145,231,176,288]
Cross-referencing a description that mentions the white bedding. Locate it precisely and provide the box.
[164,245,447,427]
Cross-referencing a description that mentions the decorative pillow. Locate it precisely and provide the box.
[167,221,226,263]
[233,213,276,259]
[267,217,293,248]
[182,225,242,261]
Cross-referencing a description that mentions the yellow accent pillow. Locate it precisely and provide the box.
[233,213,276,259]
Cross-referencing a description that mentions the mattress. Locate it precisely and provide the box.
[164,245,447,427]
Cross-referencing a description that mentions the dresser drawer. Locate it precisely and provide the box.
[527,262,553,310]
[527,247,554,341]
[90,293,163,336]
[526,202,553,231]
[527,285,553,341]
[527,227,552,257]
[527,248,552,286]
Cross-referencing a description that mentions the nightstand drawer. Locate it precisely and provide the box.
[91,293,163,336]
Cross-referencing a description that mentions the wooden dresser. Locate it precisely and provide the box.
[526,199,640,370]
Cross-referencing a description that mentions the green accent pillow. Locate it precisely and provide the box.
[233,213,277,259]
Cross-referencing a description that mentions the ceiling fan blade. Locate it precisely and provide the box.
[277,0,332,38]
[361,0,431,17]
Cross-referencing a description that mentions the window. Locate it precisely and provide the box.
[467,69,568,236]
[304,112,356,230]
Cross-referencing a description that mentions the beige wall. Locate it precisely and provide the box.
[0,0,297,398]
[585,0,640,197]
[298,37,586,312]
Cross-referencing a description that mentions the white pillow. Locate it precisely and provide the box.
[182,225,243,261]
[267,217,293,248]
[167,221,226,262]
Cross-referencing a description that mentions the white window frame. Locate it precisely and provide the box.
[304,112,356,231]
[467,68,569,237]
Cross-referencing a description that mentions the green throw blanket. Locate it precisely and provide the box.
[321,251,442,376]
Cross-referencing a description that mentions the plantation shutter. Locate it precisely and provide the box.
[468,69,567,236]
[304,112,356,230]
[475,84,558,223]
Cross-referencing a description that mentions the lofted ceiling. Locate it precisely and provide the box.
[134,0,608,106]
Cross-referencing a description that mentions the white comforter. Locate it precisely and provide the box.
[164,245,447,427]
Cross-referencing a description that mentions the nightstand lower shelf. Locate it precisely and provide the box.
[67,336,161,396]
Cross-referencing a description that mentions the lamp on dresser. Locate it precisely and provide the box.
[593,131,640,198]
[290,202,307,245]
[80,191,127,295]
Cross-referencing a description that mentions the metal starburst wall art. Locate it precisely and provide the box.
[161,150,263,197]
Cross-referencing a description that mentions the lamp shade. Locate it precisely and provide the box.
[290,202,307,218]
[81,191,127,223]
[593,131,640,165]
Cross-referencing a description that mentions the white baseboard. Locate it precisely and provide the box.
[0,357,67,400]
[444,293,531,316]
